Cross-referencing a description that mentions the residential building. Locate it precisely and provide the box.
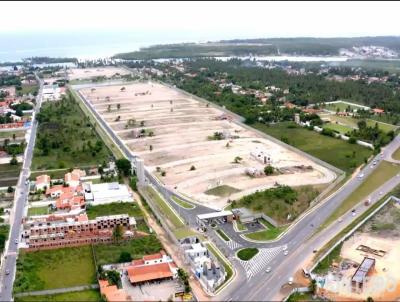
[22,213,137,250]
[126,250,178,285]
[64,169,86,188]
[35,175,51,191]
[99,279,131,301]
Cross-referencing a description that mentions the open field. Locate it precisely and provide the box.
[0,163,22,187]
[323,123,353,134]
[67,67,130,80]
[324,101,368,113]
[27,206,49,216]
[244,225,287,241]
[255,122,373,173]
[322,114,398,133]
[93,235,162,265]
[14,246,96,293]
[15,290,101,302]
[80,82,336,208]
[322,160,400,228]
[86,201,143,219]
[392,147,400,161]
[0,130,25,139]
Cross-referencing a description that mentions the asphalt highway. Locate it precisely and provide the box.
[0,75,43,302]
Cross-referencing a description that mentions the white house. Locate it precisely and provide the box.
[84,182,133,205]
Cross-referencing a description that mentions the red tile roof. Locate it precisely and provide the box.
[127,262,174,284]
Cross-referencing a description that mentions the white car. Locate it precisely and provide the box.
[284,250,289,256]
[266,267,271,273]
[338,218,343,223]
[379,191,383,195]
[282,245,288,251]
[14,239,18,244]
[358,173,364,179]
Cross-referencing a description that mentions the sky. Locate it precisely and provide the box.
[1,1,400,40]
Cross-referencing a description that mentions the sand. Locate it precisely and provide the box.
[67,67,130,80]
[79,82,336,208]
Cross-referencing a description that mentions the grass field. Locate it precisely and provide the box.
[171,196,195,209]
[27,206,49,216]
[236,220,247,231]
[15,290,101,302]
[86,202,143,219]
[323,123,353,134]
[204,185,241,197]
[93,235,162,265]
[327,115,398,133]
[216,229,230,241]
[31,93,112,170]
[0,225,10,254]
[0,130,25,139]
[14,246,96,293]
[21,84,39,96]
[392,147,400,161]
[322,160,400,228]
[237,248,259,261]
[254,122,372,173]
[244,225,287,241]
[324,101,366,112]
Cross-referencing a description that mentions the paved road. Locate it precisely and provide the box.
[0,75,43,301]
[73,82,400,301]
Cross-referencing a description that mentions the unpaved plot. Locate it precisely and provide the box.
[67,67,130,80]
[80,82,336,208]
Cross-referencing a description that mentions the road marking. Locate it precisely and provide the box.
[238,246,283,280]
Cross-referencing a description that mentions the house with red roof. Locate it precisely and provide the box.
[372,108,384,115]
[99,279,130,302]
[64,169,85,188]
[126,250,178,285]
[35,175,51,191]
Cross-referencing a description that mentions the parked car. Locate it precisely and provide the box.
[266,267,271,273]
[284,250,289,256]
[5,269,9,275]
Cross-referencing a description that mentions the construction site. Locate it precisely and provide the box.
[79,82,336,208]
[318,200,400,301]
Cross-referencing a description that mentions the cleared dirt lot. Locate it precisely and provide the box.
[79,82,336,208]
[67,67,130,80]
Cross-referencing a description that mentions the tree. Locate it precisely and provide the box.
[234,156,242,163]
[309,279,317,295]
[264,165,274,175]
[190,165,196,171]
[366,297,374,302]
[161,171,166,176]
[107,105,111,112]
[112,225,123,244]
[115,158,131,176]
[10,155,18,165]
[119,251,132,262]
[106,270,121,287]
[149,145,153,151]
[12,133,16,141]
[7,186,14,193]
[117,104,121,110]
[140,121,145,127]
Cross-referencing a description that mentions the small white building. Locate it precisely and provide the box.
[42,85,61,101]
[84,182,133,205]
[250,146,272,165]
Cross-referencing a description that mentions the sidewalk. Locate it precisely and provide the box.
[132,190,210,302]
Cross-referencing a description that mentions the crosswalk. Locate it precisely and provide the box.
[238,246,283,280]
[225,239,242,250]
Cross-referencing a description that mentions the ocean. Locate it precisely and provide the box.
[0,31,196,62]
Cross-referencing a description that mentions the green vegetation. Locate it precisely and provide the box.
[323,123,353,134]
[232,185,320,224]
[20,84,39,96]
[27,206,49,216]
[0,163,21,187]
[14,246,96,293]
[0,225,9,254]
[244,225,287,241]
[259,218,276,229]
[324,101,366,112]
[392,147,400,161]
[69,89,124,160]
[237,248,259,261]
[0,130,25,139]
[86,202,143,220]
[255,122,372,173]
[32,92,111,170]
[313,243,343,274]
[93,235,162,265]
[15,290,101,302]
[322,160,400,228]
[205,185,241,197]
[216,229,230,241]
[286,292,315,302]
[144,186,184,228]
[114,43,277,60]
[236,220,247,231]
[171,196,195,209]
